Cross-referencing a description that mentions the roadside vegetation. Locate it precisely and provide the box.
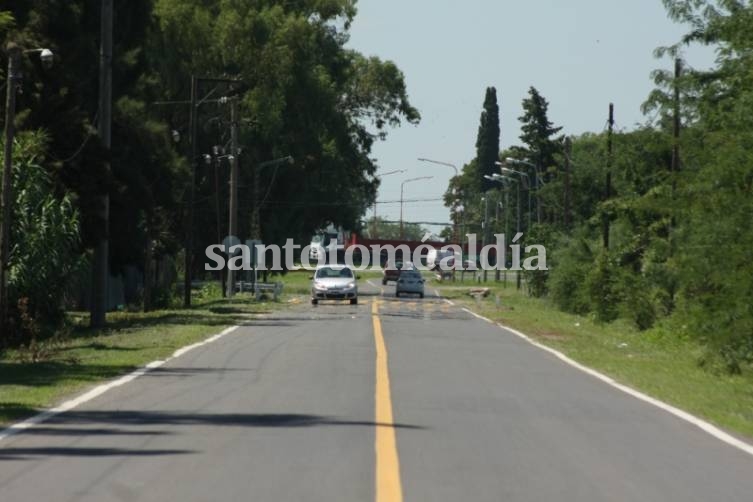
[437,278,753,439]
[1,2,418,348]
[0,287,281,426]
[448,1,753,376]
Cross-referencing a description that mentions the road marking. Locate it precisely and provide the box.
[456,301,753,458]
[493,321,753,458]
[462,307,494,323]
[372,301,403,502]
[0,325,240,443]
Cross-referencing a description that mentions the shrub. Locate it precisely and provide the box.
[2,132,83,344]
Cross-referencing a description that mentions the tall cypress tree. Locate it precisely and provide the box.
[476,87,500,192]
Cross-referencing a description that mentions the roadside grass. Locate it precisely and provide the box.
[435,278,753,440]
[0,294,275,426]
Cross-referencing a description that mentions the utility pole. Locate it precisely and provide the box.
[536,154,542,224]
[494,196,501,282]
[671,58,682,176]
[212,155,226,297]
[90,0,112,328]
[603,103,614,250]
[184,75,198,308]
[564,136,572,230]
[226,98,239,297]
[482,195,489,282]
[0,43,21,336]
[516,180,521,290]
[504,186,510,287]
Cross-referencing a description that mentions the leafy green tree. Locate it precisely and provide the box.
[149,0,420,269]
[649,0,753,370]
[3,1,420,312]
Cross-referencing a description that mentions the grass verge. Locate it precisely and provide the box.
[436,278,753,440]
[0,294,278,426]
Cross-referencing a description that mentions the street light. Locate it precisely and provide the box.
[485,173,522,289]
[417,157,458,176]
[400,176,433,239]
[1,43,55,334]
[248,155,294,293]
[373,169,406,237]
[418,158,461,243]
[252,155,295,238]
[485,174,520,237]
[505,157,547,223]
[505,157,547,185]
[496,161,533,230]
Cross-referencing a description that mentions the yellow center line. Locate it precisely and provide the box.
[372,301,403,502]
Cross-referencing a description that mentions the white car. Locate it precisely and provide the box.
[311,265,358,305]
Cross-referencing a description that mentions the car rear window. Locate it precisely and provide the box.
[401,271,421,279]
[316,267,353,279]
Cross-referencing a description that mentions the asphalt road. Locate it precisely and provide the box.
[1,282,752,501]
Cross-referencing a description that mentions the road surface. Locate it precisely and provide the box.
[1,282,752,501]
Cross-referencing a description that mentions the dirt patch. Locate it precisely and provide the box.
[536,332,569,341]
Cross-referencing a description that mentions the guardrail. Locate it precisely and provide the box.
[236,281,283,301]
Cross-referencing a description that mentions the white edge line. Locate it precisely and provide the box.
[0,324,240,443]
[462,307,494,324]
[489,320,753,458]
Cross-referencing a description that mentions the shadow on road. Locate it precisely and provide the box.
[0,447,194,460]
[1,411,426,460]
[40,411,427,431]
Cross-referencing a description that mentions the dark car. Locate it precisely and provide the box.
[382,260,403,285]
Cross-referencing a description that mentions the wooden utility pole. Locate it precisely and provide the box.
[603,103,614,249]
[563,136,572,230]
[0,44,21,336]
[184,75,198,308]
[90,0,113,328]
[671,58,682,176]
[226,99,239,297]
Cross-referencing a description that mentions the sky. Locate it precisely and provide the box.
[345,0,716,234]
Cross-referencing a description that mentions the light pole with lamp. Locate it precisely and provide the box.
[486,173,522,289]
[480,194,490,282]
[496,161,532,231]
[373,169,405,238]
[202,150,236,297]
[417,157,458,176]
[250,155,294,291]
[400,176,432,239]
[417,158,461,244]
[1,43,54,335]
[505,157,544,223]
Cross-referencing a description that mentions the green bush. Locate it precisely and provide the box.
[1,132,83,343]
[547,232,593,315]
[521,224,557,298]
[618,273,657,330]
[586,249,620,323]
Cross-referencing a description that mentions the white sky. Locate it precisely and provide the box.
[346,0,716,233]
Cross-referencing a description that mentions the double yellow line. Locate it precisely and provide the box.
[372,301,403,502]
